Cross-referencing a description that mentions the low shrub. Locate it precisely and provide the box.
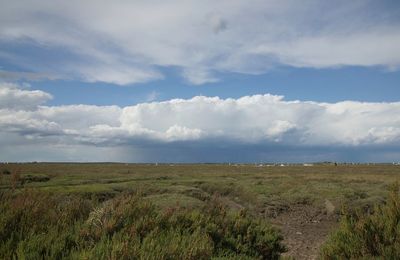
[2,169,11,175]
[21,174,50,183]
[80,195,286,259]
[321,183,400,259]
[0,190,286,259]
[0,190,94,258]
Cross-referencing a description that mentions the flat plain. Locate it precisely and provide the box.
[1,163,399,259]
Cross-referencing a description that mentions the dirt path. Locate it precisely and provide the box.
[270,204,338,259]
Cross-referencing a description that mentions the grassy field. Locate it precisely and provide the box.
[2,163,398,210]
[1,163,400,259]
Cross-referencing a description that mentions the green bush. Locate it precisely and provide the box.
[0,190,285,259]
[321,183,400,259]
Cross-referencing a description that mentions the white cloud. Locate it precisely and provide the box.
[0,82,52,110]
[37,105,122,130]
[0,0,399,85]
[182,68,219,85]
[253,31,400,68]
[76,64,163,85]
[0,83,120,138]
[166,125,203,141]
[118,96,400,146]
[1,84,400,149]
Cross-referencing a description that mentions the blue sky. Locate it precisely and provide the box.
[0,0,400,162]
[26,66,400,107]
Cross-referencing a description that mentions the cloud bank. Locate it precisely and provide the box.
[1,83,400,162]
[0,0,400,85]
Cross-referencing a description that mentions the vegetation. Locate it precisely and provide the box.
[0,189,284,259]
[0,163,399,258]
[321,183,400,259]
[2,169,11,175]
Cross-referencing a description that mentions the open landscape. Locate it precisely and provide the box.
[1,163,399,259]
[1,1,400,259]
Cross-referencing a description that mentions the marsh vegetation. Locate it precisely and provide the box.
[1,163,399,259]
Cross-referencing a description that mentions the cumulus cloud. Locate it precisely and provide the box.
[117,96,400,146]
[0,83,120,138]
[1,83,400,161]
[1,84,400,150]
[0,0,399,85]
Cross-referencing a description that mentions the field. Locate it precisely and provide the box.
[1,163,400,259]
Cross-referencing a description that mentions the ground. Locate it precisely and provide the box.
[272,204,338,259]
[1,163,399,259]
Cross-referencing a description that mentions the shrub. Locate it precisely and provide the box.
[0,190,285,259]
[0,190,94,258]
[2,169,11,175]
[21,174,50,183]
[80,194,285,259]
[321,183,400,259]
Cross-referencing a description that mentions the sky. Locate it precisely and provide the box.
[0,0,400,162]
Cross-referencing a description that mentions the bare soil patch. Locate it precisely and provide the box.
[270,204,339,259]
